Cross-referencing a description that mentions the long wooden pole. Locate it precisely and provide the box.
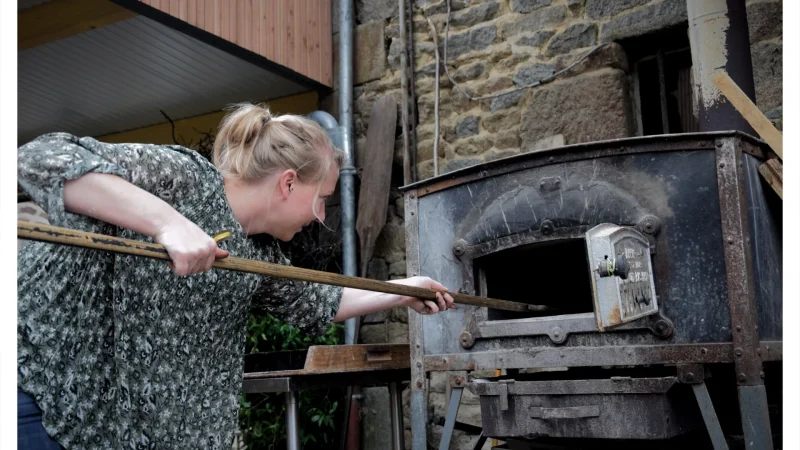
[17,221,551,313]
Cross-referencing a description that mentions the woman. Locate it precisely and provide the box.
[17,103,454,449]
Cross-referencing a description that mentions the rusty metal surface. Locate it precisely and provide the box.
[462,311,674,348]
[414,147,739,354]
[476,379,702,440]
[715,140,764,386]
[400,132,768,197]
[468,377,679,396]
[742,153,783,340]
[404,192,428,449]
[424,341,782,372]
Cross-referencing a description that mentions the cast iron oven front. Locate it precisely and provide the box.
[401,132,782,446]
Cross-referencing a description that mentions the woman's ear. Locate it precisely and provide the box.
[278,169,297,198]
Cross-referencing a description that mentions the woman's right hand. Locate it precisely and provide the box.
[154,216,229,276]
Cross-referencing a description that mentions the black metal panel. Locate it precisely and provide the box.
[742,154,783,341]
[417,150,734,347]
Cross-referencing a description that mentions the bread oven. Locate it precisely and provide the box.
[402,132,782,449]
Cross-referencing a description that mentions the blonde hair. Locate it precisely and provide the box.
[213,102,345,221]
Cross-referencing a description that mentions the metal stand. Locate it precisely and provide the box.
[438,387,464,450]
[285,391,300,450]
[738,385,774,450]
[390,382,406,450]
[691,382,729,450]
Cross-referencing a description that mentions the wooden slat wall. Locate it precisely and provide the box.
[137,0,332,87]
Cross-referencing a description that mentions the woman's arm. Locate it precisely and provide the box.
[63,173,227,275]
[333,276,455,322]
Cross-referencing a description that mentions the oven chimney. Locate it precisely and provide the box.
[687,0,757,133]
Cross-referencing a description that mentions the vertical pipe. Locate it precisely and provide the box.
[406,0,418,182]
[338,0,358,339]
[285,391,300,450]
[390,382,405,450]
[398,0,412,185]
[337,2,362,450]
[687,0,756,133]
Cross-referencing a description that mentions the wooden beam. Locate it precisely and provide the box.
[758,158,783,199]
[712,71,783,160]
[18,0,137,50]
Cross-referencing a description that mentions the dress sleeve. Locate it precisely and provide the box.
[250,241,344,337]
[17,132,214,227]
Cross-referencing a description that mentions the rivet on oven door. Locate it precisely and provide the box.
[636,215,661,235]
[540,220,554,236]
[453,239,468,257]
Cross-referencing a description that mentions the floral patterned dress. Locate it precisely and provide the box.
[17,132,343,449]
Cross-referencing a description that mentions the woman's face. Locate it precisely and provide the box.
[275,161,339,241]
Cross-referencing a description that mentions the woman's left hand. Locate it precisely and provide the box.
[388,276,456,315]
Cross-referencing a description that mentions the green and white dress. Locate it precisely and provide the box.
[17,132,343,449]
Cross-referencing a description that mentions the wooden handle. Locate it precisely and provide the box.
[17,221,551,313]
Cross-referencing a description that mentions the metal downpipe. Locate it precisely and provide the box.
[687,0,757,133]
[337,2,363,450]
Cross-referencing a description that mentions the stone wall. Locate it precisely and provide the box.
[323,1,783,448]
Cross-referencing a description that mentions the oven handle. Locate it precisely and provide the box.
[530,405,600,420]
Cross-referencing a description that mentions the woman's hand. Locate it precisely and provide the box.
[387,276,456,315]
[154,216,229,276]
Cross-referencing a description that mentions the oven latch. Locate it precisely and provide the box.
[586,224,659,331]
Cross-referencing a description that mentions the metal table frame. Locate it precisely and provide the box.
[242,367,410,450]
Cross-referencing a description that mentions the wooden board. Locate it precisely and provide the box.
[137,0,332,86]
[712,72,783,159]
[356,95,398,277]
[758,158,783,199]
[243,344,410,378]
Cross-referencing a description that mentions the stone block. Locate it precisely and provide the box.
[430,371,447,393]
[502,4,566,38]
[388,260,407,277]
[450,1,501,28]
[483,110,521,132]
[567,0,585,16]
[388,321,409,343]
[490,89,525,112]
[443,25,498,59]
[585,0,648,19]
[394,196,405,218]
[355,21,388,84]
[553,41,629,76]
[545,23,597,56]
[516,30,555,47]
[362,387,391,450]
[357,0,399,24]
[368,258,390,281]
[747,0,782,43]
[455,116,480,138]
[478,76,514,95]
[456,402,482,427]
[520,70,633,149]
[497,52,532,71]
[391,306,409,323]
[362,310,387,324]
[510,0,551,14]
[443,158,482,174]
[485,148,520,161]
[513,63,555,87]
[360,323,388,343]
[599,0,687,42]
[494,131,521,149]
[527,133,565,152]
[751,40,782,114]
[452,61,486,82]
